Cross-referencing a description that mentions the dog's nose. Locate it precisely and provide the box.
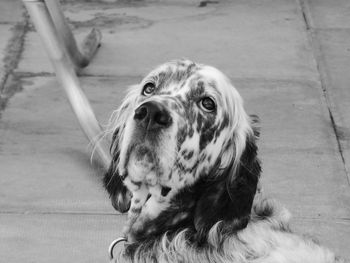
[134,101,172,130]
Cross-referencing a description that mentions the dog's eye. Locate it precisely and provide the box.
[200,97,216,112]
[142,83,156,96]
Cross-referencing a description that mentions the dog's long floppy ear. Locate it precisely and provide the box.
[103,86,139,212]
[103,131,131,213]
[104,153,131,213]
[194,117,261,243]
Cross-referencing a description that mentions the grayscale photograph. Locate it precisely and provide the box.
[0,0,349,262]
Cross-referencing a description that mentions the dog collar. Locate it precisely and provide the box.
[108,237,127,261]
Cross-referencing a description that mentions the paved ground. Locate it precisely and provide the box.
[0,0,349,262]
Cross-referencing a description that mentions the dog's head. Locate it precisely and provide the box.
[104,60,260,244]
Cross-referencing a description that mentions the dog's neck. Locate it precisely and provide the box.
[126,136,260,249]
[125,174,257,256]
[105,132,261,255]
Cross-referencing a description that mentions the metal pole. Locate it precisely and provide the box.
[44,0,102,69]
[23,0,111,170]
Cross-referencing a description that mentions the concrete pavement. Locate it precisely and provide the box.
[302,0,350,182]
[0,0,349,262]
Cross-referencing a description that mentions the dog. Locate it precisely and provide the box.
[104,59,344,263]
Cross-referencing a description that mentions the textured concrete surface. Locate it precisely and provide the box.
[0,213,125,263]
[312,30,350,182]
[1,0,350,262]
[0,0,28,109]
[302,0,350,187]
[0,77,133,213]
[0,25,14,85]
[304,0,350,29]
[18,0,318,80]
[237,80,350,220]
[0,0,23,24]
[293,218,350,258]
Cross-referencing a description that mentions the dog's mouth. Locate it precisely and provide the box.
[119,119,179,238]
[126,144,156,178]
[131,144,154,164]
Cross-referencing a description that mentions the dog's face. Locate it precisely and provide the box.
[105,60,260,244]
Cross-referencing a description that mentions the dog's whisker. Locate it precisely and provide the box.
[88,129,111,165]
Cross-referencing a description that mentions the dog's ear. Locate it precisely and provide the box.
[103,86,139,212]
[194,120,261,243]
[103,139,131,213]
[104,168,131,213]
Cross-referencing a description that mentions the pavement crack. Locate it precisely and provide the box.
[298,0,311,30]
[198,0,219,8]
[326,108,350,185]
[297,0,350,185]
[0,210,122,216]
[0,8,30,111]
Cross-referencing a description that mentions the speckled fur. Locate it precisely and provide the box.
[114,198,344,263]
[104,60,344,263]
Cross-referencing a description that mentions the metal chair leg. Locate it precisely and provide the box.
[22,0,111,170]
[44,0,102,69]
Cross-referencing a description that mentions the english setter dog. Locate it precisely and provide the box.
[104,60,344,263]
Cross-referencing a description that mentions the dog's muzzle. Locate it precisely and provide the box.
[134,101,172,130]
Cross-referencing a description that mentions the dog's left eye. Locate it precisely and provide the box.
[199,97,216,112]
[142,83,156,96]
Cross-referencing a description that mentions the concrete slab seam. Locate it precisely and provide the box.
[0,8,30,112]
[297,0,312,30]
[298,0,350,185]
[0,210,121,216]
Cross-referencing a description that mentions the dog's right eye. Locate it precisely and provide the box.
[142,83,156,96]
